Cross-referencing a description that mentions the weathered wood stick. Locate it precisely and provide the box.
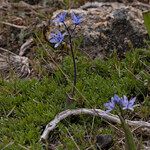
[40,108,150,142]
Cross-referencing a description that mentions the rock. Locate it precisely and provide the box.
[0,48,30,78]
[23,0,41,5]
[96,134,113,149]
[51,2,150,58]
[22,0,63,7]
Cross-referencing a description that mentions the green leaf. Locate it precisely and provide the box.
[119,115,136,150]
[143,10,150,36]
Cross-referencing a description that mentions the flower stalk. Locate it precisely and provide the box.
[63,22,77,96]
[49,11,82,97]
[68,33,77,96]
[119,115,136,150]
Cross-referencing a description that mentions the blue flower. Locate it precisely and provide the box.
[71,12,82,25]
[104,98,115,113]
[112,94,121,104]
[121,96,136,111]
[53,12,67,23]
[49,31,64,48]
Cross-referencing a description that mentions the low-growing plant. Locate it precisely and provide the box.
[143,10,150,37]
[104,94,137,150]
[1,48,150,149]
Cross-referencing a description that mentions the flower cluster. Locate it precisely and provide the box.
[53,12,67,23]
[71,12,82,25]
[49,31,65,48]
[104,94,136,113]
[49,12,82,48]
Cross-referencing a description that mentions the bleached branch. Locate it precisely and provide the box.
[0,21,28,29]
[40,108,150,142]
[19,38,34,56]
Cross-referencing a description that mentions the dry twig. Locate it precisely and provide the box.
[0,21,28,29]
[10,1,43,10]
[19,38,34,56]
[131,1,150,9]
[40,108,150,142]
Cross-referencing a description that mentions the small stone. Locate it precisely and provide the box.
[96,134,113,150]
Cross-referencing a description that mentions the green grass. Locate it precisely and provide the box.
[0,47,150,149]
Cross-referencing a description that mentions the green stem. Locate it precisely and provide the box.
[69,36,77,96]
[119,108,136,150]
[63,23,77,96]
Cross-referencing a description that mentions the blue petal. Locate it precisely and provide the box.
[49,30,64,48]
[104,102,110,109]
[129,97,136,105]
[54,42,60,48]
[57,31,63,37]
[71,12,76,19]
[50,38,57,43]
[50,33,56,37]
[113,94,120,103]
[119,98,124,107]
[60,12,67,19]
[122,106,128,110]
[128,106,134,111]
[71,12,82,25]
[122,95,128,106]
[128,97,136,108]
[52,18,60,23]
[105,109,112,113]
[104,101,115,110]
[109,102,115,109]
[53,12,67,23]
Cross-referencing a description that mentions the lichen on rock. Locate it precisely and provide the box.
[51,2,150,58]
